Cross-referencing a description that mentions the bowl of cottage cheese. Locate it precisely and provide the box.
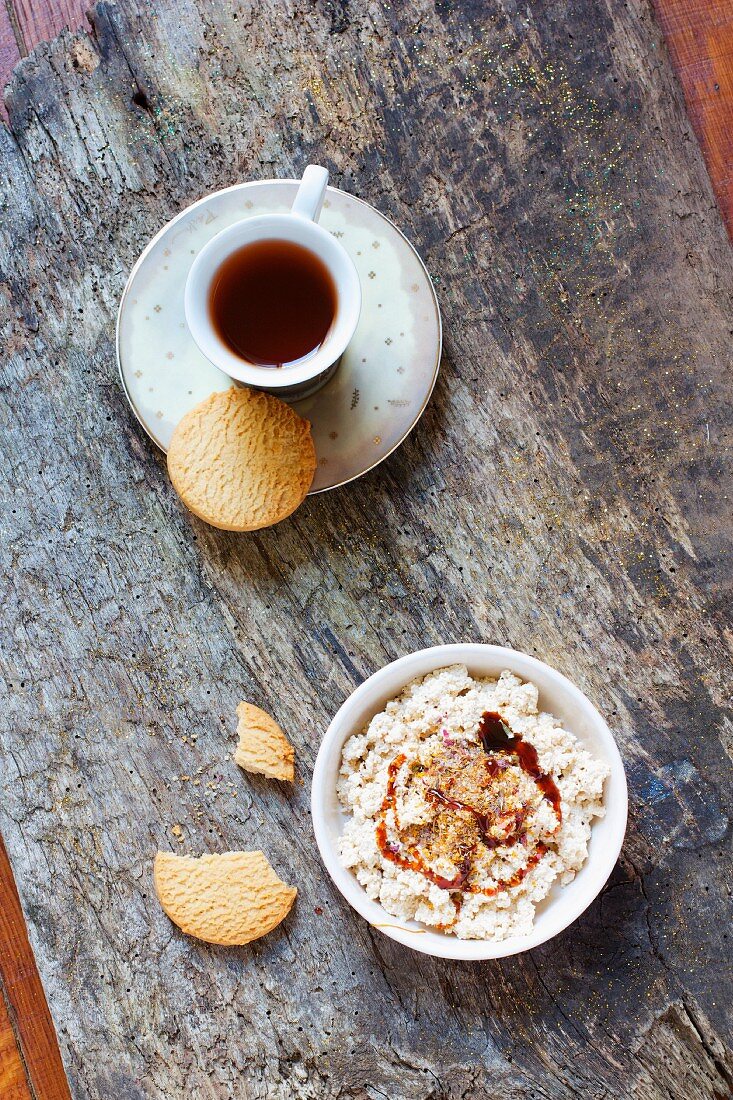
[311,644,627,960]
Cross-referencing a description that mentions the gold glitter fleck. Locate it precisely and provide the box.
[305,74,325,100]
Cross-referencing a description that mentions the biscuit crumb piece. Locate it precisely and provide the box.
[235,702,295,782]
[172,824,183,841]
[153,850,296,946]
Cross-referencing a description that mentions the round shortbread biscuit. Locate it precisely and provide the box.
[153,850,296,946]
[167,387,316,531]
[235,701,295,782]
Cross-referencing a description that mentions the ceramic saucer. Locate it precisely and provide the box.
[117,181,441,493]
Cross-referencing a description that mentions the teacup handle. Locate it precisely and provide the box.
[291,164,329,222]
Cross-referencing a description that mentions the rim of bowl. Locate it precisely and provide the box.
[311,643,628,961]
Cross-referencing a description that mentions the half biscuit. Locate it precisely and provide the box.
[154,850,296,946]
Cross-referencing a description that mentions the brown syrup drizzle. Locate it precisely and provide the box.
[477,711,562,817]
[375,712,562,908]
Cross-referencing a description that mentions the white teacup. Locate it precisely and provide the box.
[185,165,361,401]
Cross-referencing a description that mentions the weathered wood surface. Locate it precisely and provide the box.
[1,1,732,1097]
[3,1,733,246]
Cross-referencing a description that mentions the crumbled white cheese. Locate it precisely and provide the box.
[337,665,609,940]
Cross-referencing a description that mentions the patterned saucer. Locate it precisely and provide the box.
[117,181,441,493]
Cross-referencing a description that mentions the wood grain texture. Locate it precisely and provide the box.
[654,0,733,235]
[0,1,732,1097]
[2,0,733,241]
[0,837,71,1100]
[5,0,733,237]
[0,4,20,80]
[0,992,33,1100]
[7,0,88,53]
[0,0,88,122]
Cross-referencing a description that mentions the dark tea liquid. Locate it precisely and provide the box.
[208,239,337,368]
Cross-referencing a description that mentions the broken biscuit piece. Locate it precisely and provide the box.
[153,850,296,946]
[235,702,295,782]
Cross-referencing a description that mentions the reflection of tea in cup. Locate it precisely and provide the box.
[185,165,361,400]
[209,238,337,369]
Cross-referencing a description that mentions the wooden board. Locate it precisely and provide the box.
[654,0,733,235]
[2,0,733,236]
[0,1,732,1097]
[0,836,70,1100]
[0,5,21,86]
[0,993,33,1100]
[0,0,88,56]
[10,0,88,51]
[2,0,733,244]
[0,0,88,122]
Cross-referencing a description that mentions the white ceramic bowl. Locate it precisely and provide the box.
[311,644,628,960]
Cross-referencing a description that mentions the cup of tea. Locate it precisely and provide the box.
[185,165,361,401]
